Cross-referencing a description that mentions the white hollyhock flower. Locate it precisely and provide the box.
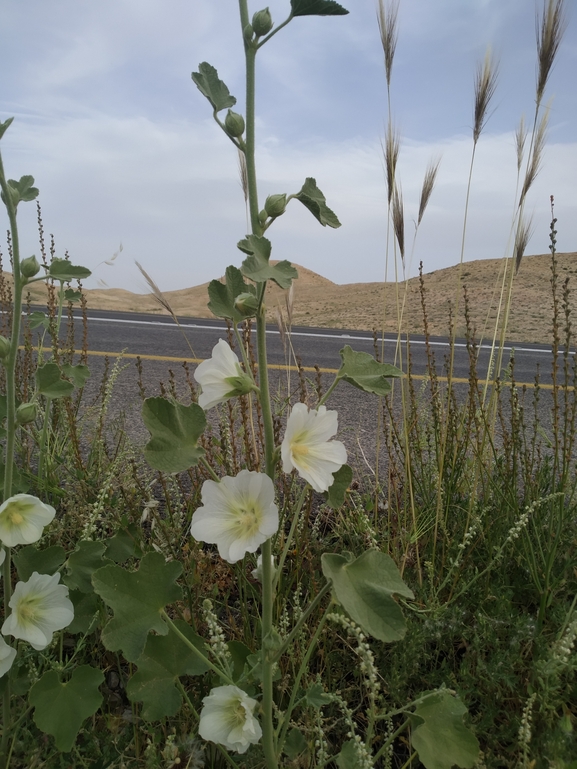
[190,470,278,564]
[194,339,255,411]
[0,636,16,678]
[1,572,74,650]
[281,403,347,493]
[0,494,56,547]
[198,685,262,753]
[251,553,277,582]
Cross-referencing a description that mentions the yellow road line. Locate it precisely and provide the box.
[55,348,562,391]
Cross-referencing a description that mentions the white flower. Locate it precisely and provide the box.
[251,553,277,582]
[1,572,74,650]
[0,636,16,678]
[191,470,278,564]
[194,339,255,411]
[0,494,56,547]
[198,685,262,754]
[281,403,347,492]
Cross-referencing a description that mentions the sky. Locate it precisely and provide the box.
[0,0,575,293]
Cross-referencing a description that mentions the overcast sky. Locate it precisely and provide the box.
[0,0,575,292]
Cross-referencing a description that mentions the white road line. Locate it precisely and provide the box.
[78,314,557,355]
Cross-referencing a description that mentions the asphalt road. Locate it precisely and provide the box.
[54,308,564,389]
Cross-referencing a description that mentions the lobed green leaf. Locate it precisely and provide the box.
[29,666,104,752]
[36,363,75,399]
[207,265,257,322]
[92,551,183,662]
[291,0,349,16]
[192,62,237,112]
[47,257,91,282]
[142,397,206,473]
[337,345,403,396]
[126,620,210,720]
[295,177,341,228]
[13,545,67,582]
[321,550,414,642]
[411,690,480,769]
[238,234,298,288]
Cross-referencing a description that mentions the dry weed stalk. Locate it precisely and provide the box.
[377,0,399,89]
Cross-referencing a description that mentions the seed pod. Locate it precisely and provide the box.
[234,292,259,316]
[20,254,41,278]
[264,193,287,218]
[16,402,38,425]
[224,110,245,139]
[252,7,273,36]
[0,335,10,359]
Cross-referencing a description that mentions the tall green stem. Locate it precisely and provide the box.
[238,2,278,765]
[0,148,24,769]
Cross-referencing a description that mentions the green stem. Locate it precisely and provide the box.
[257,14,294,49]
[161,612,237,687]
[372,717,411,763]
[0,147,24,769]
[272,484,308,592]
[277,605,331,753]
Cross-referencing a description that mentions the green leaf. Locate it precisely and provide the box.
[295,178,341,228]
[67,591,100,635]
[411,690,480,769]
[324,464,353,508]
[207,265,257,322]
[29,666,104,752]
[105,523,143,564]
[238,234,298,289]
[321,550,414,642]
[192,62,237,113]
[127,620,210,720]
[36,363,75,399]
[92,552,183,662]
[291,0,349,15]
[64,541,111,593]
[227,640,252,682]
[335,740,361,769]
[142,397,206,473]
[337,345,403,396]
[28,311,49,330]
[0,117,14,141]
[284,728,309,760]
[61,363,90,389]
[305,683,332,708]
[64,288,82,302]
[46,257,91,282]
[2,175,40,206]
[13,545,67,582]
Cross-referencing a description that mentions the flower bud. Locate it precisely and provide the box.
[234,292,259,316]
[243,23,254,43]
[20,254,41,279]
[252,7,273,36]
[224,110,245,139]
[258,209,268,225]
[264,193,287,218]
[0,335,10,359]
[16,402,38,425]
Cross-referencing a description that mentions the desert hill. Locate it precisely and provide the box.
[4,254,577,345]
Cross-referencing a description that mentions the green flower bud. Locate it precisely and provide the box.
[16,402,38,425]
[224,110,245,139]
[0,335,10,359]
[264,193,287,218]
[20,254,41,279]
[234,292,259,316]
[252,7,273,36]
[243,23,254,43]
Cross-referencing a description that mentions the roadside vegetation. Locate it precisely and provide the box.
[0,1,575,767]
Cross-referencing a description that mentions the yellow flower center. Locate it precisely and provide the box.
[238,507,258,530]
[291,441,309,458]
[17,595,40,623]
[9,511,24,525]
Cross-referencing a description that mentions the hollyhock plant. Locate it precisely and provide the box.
[194,339,256,410]
[0,636,16,678]
[198,685,262,753]
[190,470,278,563]
[281,403,347,492]
[2,572,74,650]
[0,494,56,547]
